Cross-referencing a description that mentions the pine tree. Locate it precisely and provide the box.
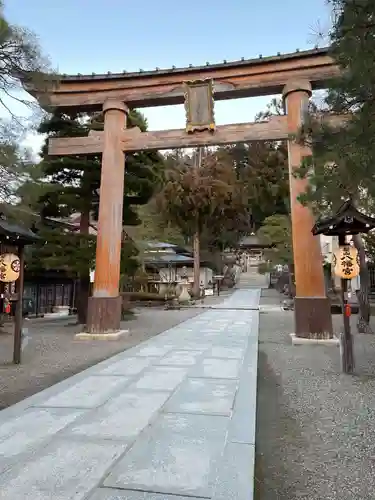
[295,0,375,333]
[30,109,164,323]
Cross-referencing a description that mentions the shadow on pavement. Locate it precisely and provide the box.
[255,351,307,500]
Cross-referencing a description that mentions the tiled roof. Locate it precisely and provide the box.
[144,254,194,264]
[57,47,329,81]
[238,235,271,247]
[0,219,39,244]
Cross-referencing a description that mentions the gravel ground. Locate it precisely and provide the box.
[255,288,375,500]
[0,291,233,410]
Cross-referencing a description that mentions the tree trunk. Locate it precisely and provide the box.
[352,233,373,334]
[77,209,91,325]
[212,249,224,275]
[192,227,200,298]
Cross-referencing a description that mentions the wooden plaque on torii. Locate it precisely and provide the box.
[184,79,216,133]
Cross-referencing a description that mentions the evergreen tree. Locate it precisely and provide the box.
[216,139,289,231]
[295,0,375,333]
[28,109,164,323]
[32,112,99,324]
[257,214,293,270]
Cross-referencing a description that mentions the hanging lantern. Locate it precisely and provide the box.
[0,253,21,282]
[332,245,360,280]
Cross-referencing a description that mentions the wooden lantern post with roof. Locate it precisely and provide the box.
[0,215,39,364]
[312,200,375,373]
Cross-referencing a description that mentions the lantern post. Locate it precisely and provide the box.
[312,200,375,374]
[337,234,355,373]
[0,215,39,364]
[13,245,25,364]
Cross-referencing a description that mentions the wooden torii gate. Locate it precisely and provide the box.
[25,47,341,339]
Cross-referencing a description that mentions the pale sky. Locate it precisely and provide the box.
[4,0,332,155]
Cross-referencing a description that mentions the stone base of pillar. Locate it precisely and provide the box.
[294,296,333,339]
[84,296,122,335]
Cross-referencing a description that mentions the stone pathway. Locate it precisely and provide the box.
[0,288,260,500]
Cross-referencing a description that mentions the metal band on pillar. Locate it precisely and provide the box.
[102,99,128,115]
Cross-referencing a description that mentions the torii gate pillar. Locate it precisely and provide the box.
[283,80,333,338]
[84,99,127,337]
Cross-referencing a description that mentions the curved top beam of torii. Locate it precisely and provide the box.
[24,47,340,111]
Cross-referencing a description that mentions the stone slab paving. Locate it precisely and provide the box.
[210,287,261,310]
[0,289,260,500]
